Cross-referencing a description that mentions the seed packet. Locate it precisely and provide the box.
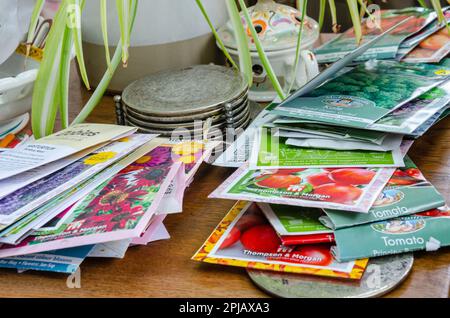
[258,203,332,236]
[321,156,445,230]
[0,157,183,258]
[270,60,449,129]
[209,163,396,213]
[213,102,280,168]
[368,80,450,134]
[408,107,449,138]
[0,123,137,180]
[280,233,335,246]
[332,207,450,262]
[250,128,406,169]
[403,26,450,63]
[285,134,403,152]
[314,8,435,63]
[0,245,93,274]
[268,121,388,144]
[0,134,158,229]
[192,201,368,279]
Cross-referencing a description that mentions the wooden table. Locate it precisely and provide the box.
[0,66,449,298]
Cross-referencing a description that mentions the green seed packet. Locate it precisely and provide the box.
[314,8,435,63]
[331,207,450,262]
[267,121,388,144]
[322,156,445,230]
[250,128,406,169]
[270,60,449,129]
[258,203,332,236]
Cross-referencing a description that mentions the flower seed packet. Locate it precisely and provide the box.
[0,134,158,229]
[0,245,93,274]
[332,207,450,262]
[0,123,137,180]
[0,150,184,258]
[322,156,445,230]
[209,163,396,213]
[270,60,449,129]
[192,201,368,279]
[250,128,406,169]
[314,8,435,63]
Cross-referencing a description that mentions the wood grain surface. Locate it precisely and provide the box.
[0,62,448,298]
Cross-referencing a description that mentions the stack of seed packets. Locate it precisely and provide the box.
[0,124,215,274]
[193,201,368,280]
[201,11,450,284]
[314,7,437,63]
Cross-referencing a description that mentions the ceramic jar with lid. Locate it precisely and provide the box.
[218,0,320,101]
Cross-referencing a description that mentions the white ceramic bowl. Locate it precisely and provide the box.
[0,53,39,122]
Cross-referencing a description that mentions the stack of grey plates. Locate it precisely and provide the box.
[115,64,251,139]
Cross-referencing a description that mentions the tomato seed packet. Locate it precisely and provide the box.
[332,207,450,262]
[314,8,436,63]
[321,156,445,230]
[258,203,332,236]
[270,60,449,129]
[209,163,396,213]
[280,233,335,246]
[250,128,406,169]
[192,201,368,279]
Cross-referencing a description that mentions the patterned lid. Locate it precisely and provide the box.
[218,0,319,52]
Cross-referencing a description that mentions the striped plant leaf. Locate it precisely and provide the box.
[26,0,45,56]
[347,0,362,44]
[116,0,131,67]
[318,0,326,30]
[73,0,139,124]
[59,26,74,129]
[31,1,68,138]
[328,0,340,33]
[101,0,111,68]
[225,0,253,86]
[69,0,90,90]
[287,0,307,94]
[195,0,238,70]
[237,0,285,99]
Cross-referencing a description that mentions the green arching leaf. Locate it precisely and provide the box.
[328,0,340,33]
[72,0,139,125]
[100,0,111,68]
[69,0,90,90]
[430,0,450,34]
[59,26,74,129]
[26,0,45,55]
[225,0,253,86]
[116,0,130,66]
[237,0,285,100]
[287,0,307,94]
[347,0,362,44]
[416,0,428,8]
[31,1,68,138]
[195,0,238,70]
[318,0,326,30]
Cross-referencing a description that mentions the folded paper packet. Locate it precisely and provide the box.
[332,207,450,262]
[193,201,368,280]
[321,156,445,230]
[285,134,403,151]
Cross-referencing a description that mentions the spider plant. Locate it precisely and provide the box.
[28,0,447,138]
[28,0,137,138]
